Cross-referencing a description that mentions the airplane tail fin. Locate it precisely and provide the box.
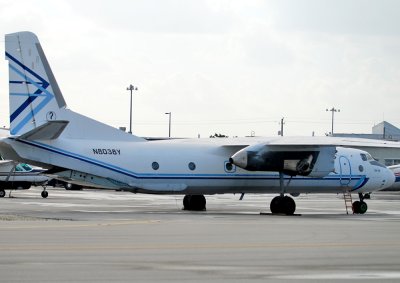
[5,32,66,136]
[5,31,144,142]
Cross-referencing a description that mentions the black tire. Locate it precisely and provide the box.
[0,190,5,198]
[359,201,368,214]
[190,195,206,211]
[283,196,296,215]
[270,196,283,214]
[41,191,48,199]
[183,195,191,210]
[183,195,206,211]
[352,201,361,214]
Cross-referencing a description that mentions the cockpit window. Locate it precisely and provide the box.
[14,163,33,172]
[15,164,23,172]
[20,163,32,171]
[361,153,374,161]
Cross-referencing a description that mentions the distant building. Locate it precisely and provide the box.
[334,121,400,166]
[334,121,400,142]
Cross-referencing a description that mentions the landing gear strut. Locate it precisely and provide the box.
[269,172,296,215]
[352,193,368,214]
[183,195,206,211]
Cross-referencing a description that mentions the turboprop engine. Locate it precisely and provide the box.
[229,144,336,177]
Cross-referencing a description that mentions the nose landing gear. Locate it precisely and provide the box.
[352,193,368,214]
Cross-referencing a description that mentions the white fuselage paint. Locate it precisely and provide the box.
[2,137,394,195]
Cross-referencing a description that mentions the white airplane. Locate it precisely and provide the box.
[388,165,400,190]
[0,129,49,197]
[0,31,395,214]
[0,160,49,198]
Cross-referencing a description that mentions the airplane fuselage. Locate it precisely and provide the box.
[1,137,393,195]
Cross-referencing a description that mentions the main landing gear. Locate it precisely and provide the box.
[352,193,368,214]
[183,195,206,211]
[270,172,296,215]
[0,187,48,198]
[270,195,296,215]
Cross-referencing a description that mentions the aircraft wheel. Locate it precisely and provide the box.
[359,201,368,214]
[182,195,206,211]
[191,195,206,211]
[270,196,296,215]
[0,190,5,198]
[352,201,361,214]
[283,196,296,215]
[41,191,48,199]
[270,196,283,214]
[183,195,191,209]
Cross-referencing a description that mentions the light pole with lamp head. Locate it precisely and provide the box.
[126,84,138,134]
[326,107,340,136]
[165,112,171,138]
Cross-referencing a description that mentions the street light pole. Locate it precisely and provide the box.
[165,112,171,138]
[126,84,138,134]
[326,107,340,136]
[280,117,284,136]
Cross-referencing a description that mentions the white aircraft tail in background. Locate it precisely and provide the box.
[0,31,395,215]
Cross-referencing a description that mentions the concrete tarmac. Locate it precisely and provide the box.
[0,187,400,282]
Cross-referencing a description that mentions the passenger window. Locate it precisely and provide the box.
[152,162,159,170]
[188,162,196,171]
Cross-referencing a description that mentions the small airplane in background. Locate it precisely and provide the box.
[0,31,395,214]
[0,160,49,198]
[0,129,49,197]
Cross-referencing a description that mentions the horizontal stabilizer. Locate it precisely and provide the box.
[18,120,69,141]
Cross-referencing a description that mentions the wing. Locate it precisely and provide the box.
[229,141,336,177]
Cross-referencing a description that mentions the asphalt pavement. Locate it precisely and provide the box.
[0,187,399,282]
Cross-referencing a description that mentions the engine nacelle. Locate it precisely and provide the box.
[230,145,336,177]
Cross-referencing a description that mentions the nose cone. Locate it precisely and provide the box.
[230,149,248,169]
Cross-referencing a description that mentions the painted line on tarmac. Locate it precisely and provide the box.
[0,240,398,252]
[0,219,161,230]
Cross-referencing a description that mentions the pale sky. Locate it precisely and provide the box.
[1,0,399,138]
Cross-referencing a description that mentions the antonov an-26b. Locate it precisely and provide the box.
[0,32,395,215]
